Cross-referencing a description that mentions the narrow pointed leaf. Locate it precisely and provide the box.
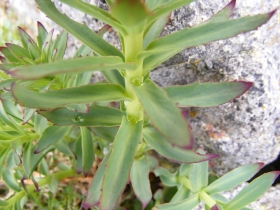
[0,149,9,177]
[133,80,192,149]
[11,83,129,109]
[18,27,36,50]
[171,185,190,203]
[143,13,169,49]
[0,100,25,135]
[90,127,118,142]
[224,172,280,210]
[102,69,125,87]
[34,126,71,154]
[154,194,200,210]
[41,29,54,63]
[143,126,219,163]
[36,0,124,58]
[204,163,264,195]
[28,40,41,60]
[154,167,178,187]
[142,12,275,73]
[37,22,48,50]
[145,0,169,10]
[205,0,236,23]
[74,44,92,58]
[83,151,111,207]
[5,43,31,59]
[189,161,208,193]
[74,72,92,87]
[131,157,152,209]
[165,81,253,107]
[39,105,123,127]
[9,56,136,79]
[22,143,53,178]
[0,63,22,71]
[74,137,83,174]
[22,108,36,125]
[0,55,9,63]
[55,139,75,157]
[147,0,195,24]
[58,0,126,34]
[100,118,143,210]
[0,47,19,63]
[142,12,274,59]
[80,127,95,177]
[34,113,48,135]
[2,168,21,191]
[52,30,67,61]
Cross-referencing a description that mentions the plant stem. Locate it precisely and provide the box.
[178,176,193,191]
[124,33,144,123]
[6,169,77,206]
[199,191,216,208]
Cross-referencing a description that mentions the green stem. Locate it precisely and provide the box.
[123,33,144,123]
[6,169,77,206]
[199,191,216,208]
[178,176,193,192]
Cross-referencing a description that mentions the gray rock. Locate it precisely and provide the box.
[10,0,280,208]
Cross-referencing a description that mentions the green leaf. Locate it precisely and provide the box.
[41,29,54,63]
[141,12,275,73]
[189,160,209,193]
[204,163,264,195]
[2,168,21,192]
[11,83,129,109]
[205,0,236,23]
[143,126,218,163]
[74,44,92,58]
[111,0,149,34]
[171,185,190,203]
[39,105,123,126]
[22,108,36,125]
[145,0,169,10]
[0,100,25,135]
[154,194,200,210]
[35,0,124,58]
[58,0,126,35]
[102,69,125,87]
[224,172,280,210]
[28,40,41,60]
[179,164,192,176]
[0,55,9,64]
[0,47,20,63]
[165,81,252,107]
[143,14,169,49]
[37,22,48,50]
[18,27,35,49]
[52,30,68,61]
[80,127,95,177]
[91,127,118,142]
[83,151,111,207]
[9,56,136,79]
[34,125,71,153]
[133,80,192,148]
[55,139,75,157]
[34,113,48,135]
[74,137,83,174]
[154,167,178,187]
[5,43,31,59]
[22,142,53,178]
[147,0,195,25]
[0,149,9,177]
[130,157,152,209]
[100,117,143,210]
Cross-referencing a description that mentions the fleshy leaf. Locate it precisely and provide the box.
[5,43,31,59]
[39,105,123,127]
[171,185,190,203]
[18,27,36,49]
[35,0,124,58]
[9,56,136,79]
[80,127,95,177]
[11,83,129,109]
[90,127,118,142]
[100,117,143,210]
[189,160,208,193]
[147,0,195,24]
[34,126,71,154]
[58,0,126,35]
[2,168,21,192]
[143,126,219,163]
[224,172,280,210]
[83,151,111,207]
[133,80,192,149]
[37,22,48,50]
[22,108,36,125]
[142,11,275,72]
[0,47,19,63]
[204,163,264,195]
[154,167,178,187]
[153,194,200,210]
[164,81,253,107]
[130,157,152,210]
[52,30,68,61]
[205,0,236,23]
